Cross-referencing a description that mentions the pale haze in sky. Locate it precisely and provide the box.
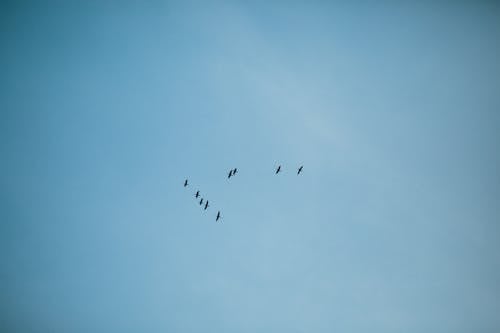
[1,2,500,332]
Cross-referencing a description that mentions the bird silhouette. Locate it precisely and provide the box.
[275,165,281,174]
[228,169,233,178]
[297,166,303,175]
[216,211,221,222]
[184,179,188,187]
[199,198,203,205]
[204,200,209,210]
[195,191,200,198]
[233,168,237,175]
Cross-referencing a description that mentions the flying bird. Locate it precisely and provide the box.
[216,211,221,222]
[228,168,238,179]
[195,191,200,198]
[184,179,188,187]
[204,200,209,210]
[297,166,303,175]
[199,198,203,205]
[275,165,281,174]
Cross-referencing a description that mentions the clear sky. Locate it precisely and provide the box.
[1,2,500,332]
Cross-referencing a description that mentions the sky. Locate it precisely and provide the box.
[1,1,500,332]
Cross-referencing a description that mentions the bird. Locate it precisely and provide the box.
[204,200,209,210]
[275,165,281,174]
[195,191,200,198]
[216,211,221,222]
[228,169,233,178]
[297,166,303,175]
[199,198,203,205]
[184,179,188,187]
[233,168,237,175]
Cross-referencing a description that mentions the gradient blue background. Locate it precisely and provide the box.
[1,2,500,332]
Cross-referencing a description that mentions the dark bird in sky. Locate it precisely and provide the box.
[216,211,221,222]
[275,165,281,174]
[204,200,209,210]
[199,198,203,205]
[184,179,188,187]
[297,166,303,175]
[195,191,200,198]
[228,168,238,179]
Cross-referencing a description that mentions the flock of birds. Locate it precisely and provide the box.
[184,164,304,222]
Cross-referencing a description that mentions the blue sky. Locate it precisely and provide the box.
[1,2,500,332]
